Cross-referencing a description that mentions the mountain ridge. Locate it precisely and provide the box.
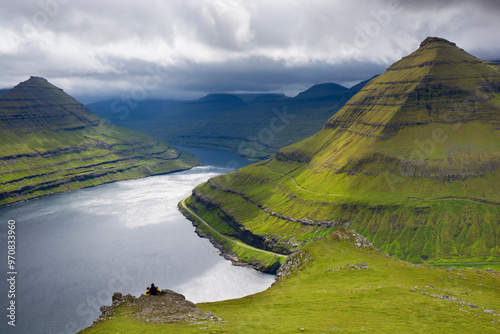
[87,79,370,159]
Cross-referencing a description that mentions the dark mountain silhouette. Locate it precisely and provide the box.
[87,80,369,159]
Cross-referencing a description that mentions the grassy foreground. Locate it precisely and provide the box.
[81,229,500,333]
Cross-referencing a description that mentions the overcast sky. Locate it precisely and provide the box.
[1,0,499,102]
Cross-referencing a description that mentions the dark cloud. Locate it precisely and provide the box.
[0,0,498,100]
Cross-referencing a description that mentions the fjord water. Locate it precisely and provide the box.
[0,147,273,334]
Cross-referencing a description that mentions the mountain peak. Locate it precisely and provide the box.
[28,75,48,81]
[419,36,456,48]
[0,76,99,131]
[294,83,347,100]
[13,76,61,92]
[330,36,500,139]
[2,76,68,102]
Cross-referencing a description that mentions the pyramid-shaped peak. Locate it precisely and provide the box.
[187,36,500,275]
[419,36,457,48]
[23,76,59,89]
[11,76,63,92]
[1,76,68,102]
[326,35,500,138]
[0,77,99,131]
[386,35,488,73]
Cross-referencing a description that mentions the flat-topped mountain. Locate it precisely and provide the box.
[0,77,199,206]
[185,37,500,266]
[292,82,348,107]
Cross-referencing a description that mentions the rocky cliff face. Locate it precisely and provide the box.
[86,291,221,330]
[0,77,199,206]
[188,37,500,264]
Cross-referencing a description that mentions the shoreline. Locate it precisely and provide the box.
[0,164,199,210]
[178,197,286,274]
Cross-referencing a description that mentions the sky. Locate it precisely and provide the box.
[1,0,500,103]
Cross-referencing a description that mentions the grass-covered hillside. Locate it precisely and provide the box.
[0,77,199,207]
[87,80,371,160]
[187,37,500,267]
[81,229,500,333]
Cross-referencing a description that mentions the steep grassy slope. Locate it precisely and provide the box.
[87,81,369,160]
[81,229,500,333]
[0,77,199,206]
[187,37,500,266]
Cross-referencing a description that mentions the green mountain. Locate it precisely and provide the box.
[0,77,199,207]
[87,80,368,160]
[185,37,500,267]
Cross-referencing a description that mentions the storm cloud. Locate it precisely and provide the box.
[1,0,499,101]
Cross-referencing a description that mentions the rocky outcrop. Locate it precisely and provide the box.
[336,152,500,181]
[87,291,222,329]
[273,249,312,285]
[275,149,312,163]
[273,229,376,285]
[330,228,376,249]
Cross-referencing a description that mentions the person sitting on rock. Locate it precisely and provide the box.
[145,286,150,296]
[149,283,164,296]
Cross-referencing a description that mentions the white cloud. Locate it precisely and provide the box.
[0,0,499,99]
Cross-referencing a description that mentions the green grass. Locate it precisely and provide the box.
[0,121,200,207]
[190,168,500,264]
[78,305,209,333]
[81,229,500,333]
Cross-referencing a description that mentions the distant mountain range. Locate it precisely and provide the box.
[186,37,500,267]
[0,77,199,206]
[0,88,10,97]
[87,79,373,160]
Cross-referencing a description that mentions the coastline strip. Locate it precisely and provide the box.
[180,198,287,258]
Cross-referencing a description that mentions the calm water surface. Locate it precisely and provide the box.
[0,147,273,334]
